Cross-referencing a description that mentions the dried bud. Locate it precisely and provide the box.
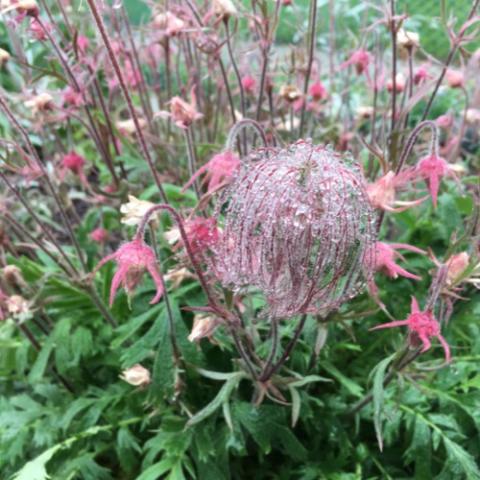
[213,140,376,318]
[188,313,220,342]
[279,85,302,103]
[356,106,374,120]
[25,93,54,114]
[169,94,203,129]
[397,29,420,50]
[153,11,186,36]
[445,252,469,285]
[2,265,26,289]
[7,295,29,315]
[120,364,151,387]
[0,48,10,68]
[120,195,157,227]
[116,118,147,136]
[213,0,238,18]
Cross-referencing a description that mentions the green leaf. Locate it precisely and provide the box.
[28,335,55,383]
[186,372,246,427]
[372,354,395,451]
[322,361,363,397]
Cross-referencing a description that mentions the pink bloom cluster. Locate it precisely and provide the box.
[213,140,376,318]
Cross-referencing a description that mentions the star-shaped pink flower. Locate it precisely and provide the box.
[371,297,451,362]
[93,239,164,306]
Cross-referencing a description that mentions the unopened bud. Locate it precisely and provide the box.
[120,364,151,387]
[188,314,220,342]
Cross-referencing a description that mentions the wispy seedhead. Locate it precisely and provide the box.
[213,140,377,318]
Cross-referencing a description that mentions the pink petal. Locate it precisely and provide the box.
[389,243,427,255]
[370,320,410,331]
[428,172,440,207]
[419,333,432,353]
[146,264,165,304]
[109,266,127,306]
[437,334,451,363]
[389,263,421,281]
[410,296,420,313]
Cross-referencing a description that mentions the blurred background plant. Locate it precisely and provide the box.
[0,0,479,479]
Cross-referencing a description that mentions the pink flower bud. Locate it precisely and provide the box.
[446,69,465,89]
[169,93,203,129]
[90,228,110,244]
[241,75,256,94]
[341,49,371,75]
[386,73,406,93]
[309,81,328,101]
[414,65,431,85]
[445,252,469,285]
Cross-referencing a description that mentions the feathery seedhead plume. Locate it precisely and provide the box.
[213,140,376,318]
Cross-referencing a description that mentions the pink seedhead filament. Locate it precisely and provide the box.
[213,140,376,318]
[93,239,164,306]
[371,297,451,362]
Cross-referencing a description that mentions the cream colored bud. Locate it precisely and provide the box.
[7,295,29,315]
[188,314,220,342]
[0,48,10,68]
[397,29,420,50]
[164,226,181,245]
[357,106,374,120]
[213,0,238,18]
[164,267,195,289]
[120,195,157,227]
[279,85,302,103]
[466,108,480,124]
[25,93,54,114]
[120,364,151,387]
[446,252,470,285]
[116,118,147,136]
[3,265,26,289]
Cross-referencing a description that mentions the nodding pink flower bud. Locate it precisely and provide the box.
[371,241,426,281]
[386,73,406,93]
[93,238,164,306]
[169,92,203,129]
[29,18,47,40]
[415,153,452,207]
[371,296,451,362]
[62,86,84,107]
[183,150,240,195]
[90,228,110,244]
[446,69,465,89]
[59,151,89,188]
[341,49,371,75]
[184,217,220,255]
[282,0,293,5]
[125,59,143,88]
[309,81,328,101]
[241,75,256,94]
[367,171,426,212]
[213,140,376,319]
[77,35,89,55]
[435,113,454,129]
[414,65,431,85]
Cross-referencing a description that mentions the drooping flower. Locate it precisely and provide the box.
[213,140,376,318]
[445,252,470,286]
[445,69,465,89]
[188,313,221,342]
[182,150,240,195]
[279,84,302,103]
[371,296,451,362]
[372,241,426,281]
[77,35,89,55]
[62,86,84,107]
[414,65,431,85]
[120,364,151,387]
[397,29,420,50]
[0,48,10,68]
[415,153,452,207]
[24,92,54,114]
[116,118,147,137]
[341,49,371,75]
[153,11,186,36]
[435,113,454,129]
[29,17,48,40]
[120,195,157,227]
[184,217,220,255]
[309,81,328,101]
[241,75,256,94]
[386,73,406,93]
[169,93,203,129]
[92,238,164,306]
[90,228,110,244]
[367,171,426,212]
[59,151,89,188]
